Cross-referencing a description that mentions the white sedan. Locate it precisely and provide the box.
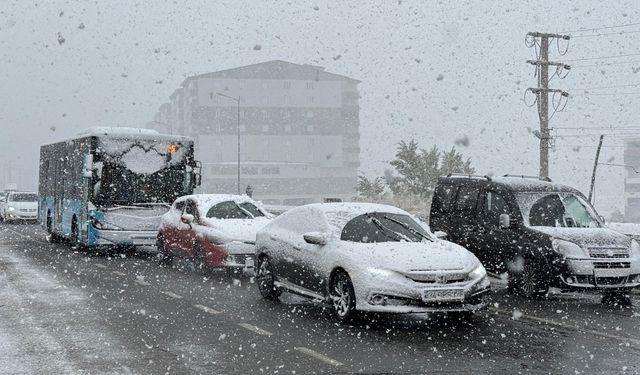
[255,202,490,322]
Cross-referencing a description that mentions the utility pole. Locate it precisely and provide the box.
[588,135,604,203]
[526,32,571,178]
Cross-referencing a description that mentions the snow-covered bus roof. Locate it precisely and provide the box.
[42,127,193,146]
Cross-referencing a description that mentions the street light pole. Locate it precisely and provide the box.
[217,92,241,195]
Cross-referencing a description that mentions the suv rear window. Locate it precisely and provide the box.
[432,184,457,213]
[455,186,479,212]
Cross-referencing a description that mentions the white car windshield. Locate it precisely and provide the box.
[340,212,433,243]
[515,192,602,228]
[206,201,265,219]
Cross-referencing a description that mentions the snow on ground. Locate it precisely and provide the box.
[0,246,133,374]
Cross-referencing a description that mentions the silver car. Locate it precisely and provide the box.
[255,202,490,322]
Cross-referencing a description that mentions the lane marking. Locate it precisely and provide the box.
[193,304,221,315]
[112,271,126,276]
[492,307,640,346]
[135,279,151,286]
[160,291,182,299]
[237,323,272,336]
[294,347,344,367]
[95,264,107,269]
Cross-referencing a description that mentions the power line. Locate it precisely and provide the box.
[561,22,640,33]
[569,83,640,91]
[570,29,640,38]
[565,52,640,62]
[571,91,640,97]
[572,60,640,68]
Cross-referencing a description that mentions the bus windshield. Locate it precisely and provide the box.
[91,138,195,206]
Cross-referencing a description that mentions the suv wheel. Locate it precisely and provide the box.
[256,255,281,300]
[517,259,549,299]
[329,270,358,323]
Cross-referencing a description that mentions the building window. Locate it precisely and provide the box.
[307,124,314,132]
[285,124,292,133]
[209,92,213,99]
[262,167,280,175]
[262,124,269,132]
[283,81,291,89]
[215,122,221,132]
[306,82,314,89]
[240,110,246,119]
[307,96,314,104]
[306,110,314,118]
[239,124,246,132]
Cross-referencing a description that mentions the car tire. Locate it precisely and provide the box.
[256,255,281,300]
[329,270,358,323]
[157,235,173,266]
[516,259,549,299]
[193,242,209,273]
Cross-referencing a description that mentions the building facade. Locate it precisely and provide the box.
[148,60,360,205]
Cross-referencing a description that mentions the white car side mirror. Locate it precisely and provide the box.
[303,232,328,246]
[181,214,195,225]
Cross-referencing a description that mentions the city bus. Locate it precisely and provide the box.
[38,127,200,248]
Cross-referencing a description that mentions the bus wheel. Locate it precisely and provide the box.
[70,217,84,250]
[46,213,61,244]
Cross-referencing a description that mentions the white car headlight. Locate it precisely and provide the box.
[8,206,15,211]
[630,240,640,258]
[468,264,487,280]
[552,239,585,258]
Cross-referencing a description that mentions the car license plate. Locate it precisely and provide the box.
[245,258,254,269]
[422,289,464,302]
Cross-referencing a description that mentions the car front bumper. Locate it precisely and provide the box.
[4,211,38,221]
[354,274,491,313]
[559,258,640,290]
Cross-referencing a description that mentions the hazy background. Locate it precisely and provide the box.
[1,0,639,217]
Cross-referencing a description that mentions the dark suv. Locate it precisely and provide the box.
[429,174,640,299]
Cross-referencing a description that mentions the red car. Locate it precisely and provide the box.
[157,194,273,275]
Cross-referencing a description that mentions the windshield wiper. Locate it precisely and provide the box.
[382,215,433,242]
[366,214,412,242]
[234,202,254,219]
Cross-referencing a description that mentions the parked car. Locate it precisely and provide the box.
[430,174,640,300]
[157,194,273,275]
[1,191,38,223]
[255,202,490,322]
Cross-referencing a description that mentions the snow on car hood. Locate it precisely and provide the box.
[531,227,631,248]
[200,217,271,243]
[357,239,479,274]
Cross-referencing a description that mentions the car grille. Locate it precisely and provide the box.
[593,262,630,269]
[21,209,37,213]
[405,271,468,284]
[588,247,629,259]
[595,277,627,286]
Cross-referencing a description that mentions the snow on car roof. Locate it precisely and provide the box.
[291,202,411,232]
[176,194,261,208]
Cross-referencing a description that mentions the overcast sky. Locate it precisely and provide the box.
[1,0,639,216]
